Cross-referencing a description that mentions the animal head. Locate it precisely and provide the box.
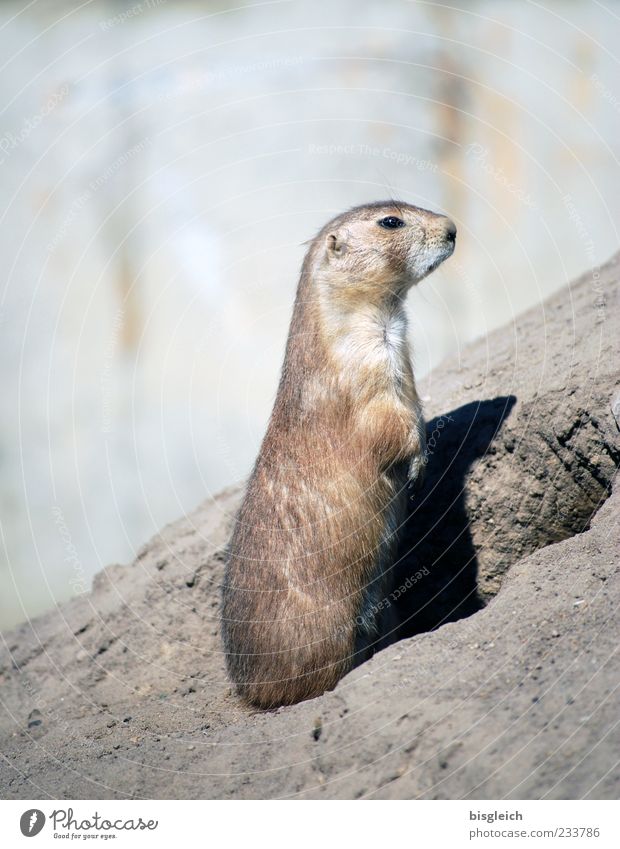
[311,200,456,301]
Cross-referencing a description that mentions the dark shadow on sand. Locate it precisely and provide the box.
[388,395,517,641]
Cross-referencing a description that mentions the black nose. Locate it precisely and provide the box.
[445,220,457,243]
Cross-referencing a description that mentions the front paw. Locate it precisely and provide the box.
[407,452,426,492]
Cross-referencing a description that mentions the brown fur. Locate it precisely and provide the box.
[222,201,456,708]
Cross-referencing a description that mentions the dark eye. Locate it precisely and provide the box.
[378,216,405,230]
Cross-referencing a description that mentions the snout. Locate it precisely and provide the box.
[405,210,457,281]
[443,218,457,247]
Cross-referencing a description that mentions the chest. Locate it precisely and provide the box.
[350,306,414,402]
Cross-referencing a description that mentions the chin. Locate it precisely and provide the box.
[408,245,454,284]
[426,246,454,276]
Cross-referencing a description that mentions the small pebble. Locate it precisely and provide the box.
[27,709,43,729]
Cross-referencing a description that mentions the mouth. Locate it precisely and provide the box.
[406,232,456,285]
[426,240,455,274]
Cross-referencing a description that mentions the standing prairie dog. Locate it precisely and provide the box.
[222,201,456,708]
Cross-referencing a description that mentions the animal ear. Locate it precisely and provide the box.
[326,232,346,258]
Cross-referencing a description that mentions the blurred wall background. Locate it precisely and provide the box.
[1,0,618,629]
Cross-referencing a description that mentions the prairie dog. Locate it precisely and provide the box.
[222,201,456,708]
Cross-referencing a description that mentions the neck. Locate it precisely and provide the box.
[316,279,411,391]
